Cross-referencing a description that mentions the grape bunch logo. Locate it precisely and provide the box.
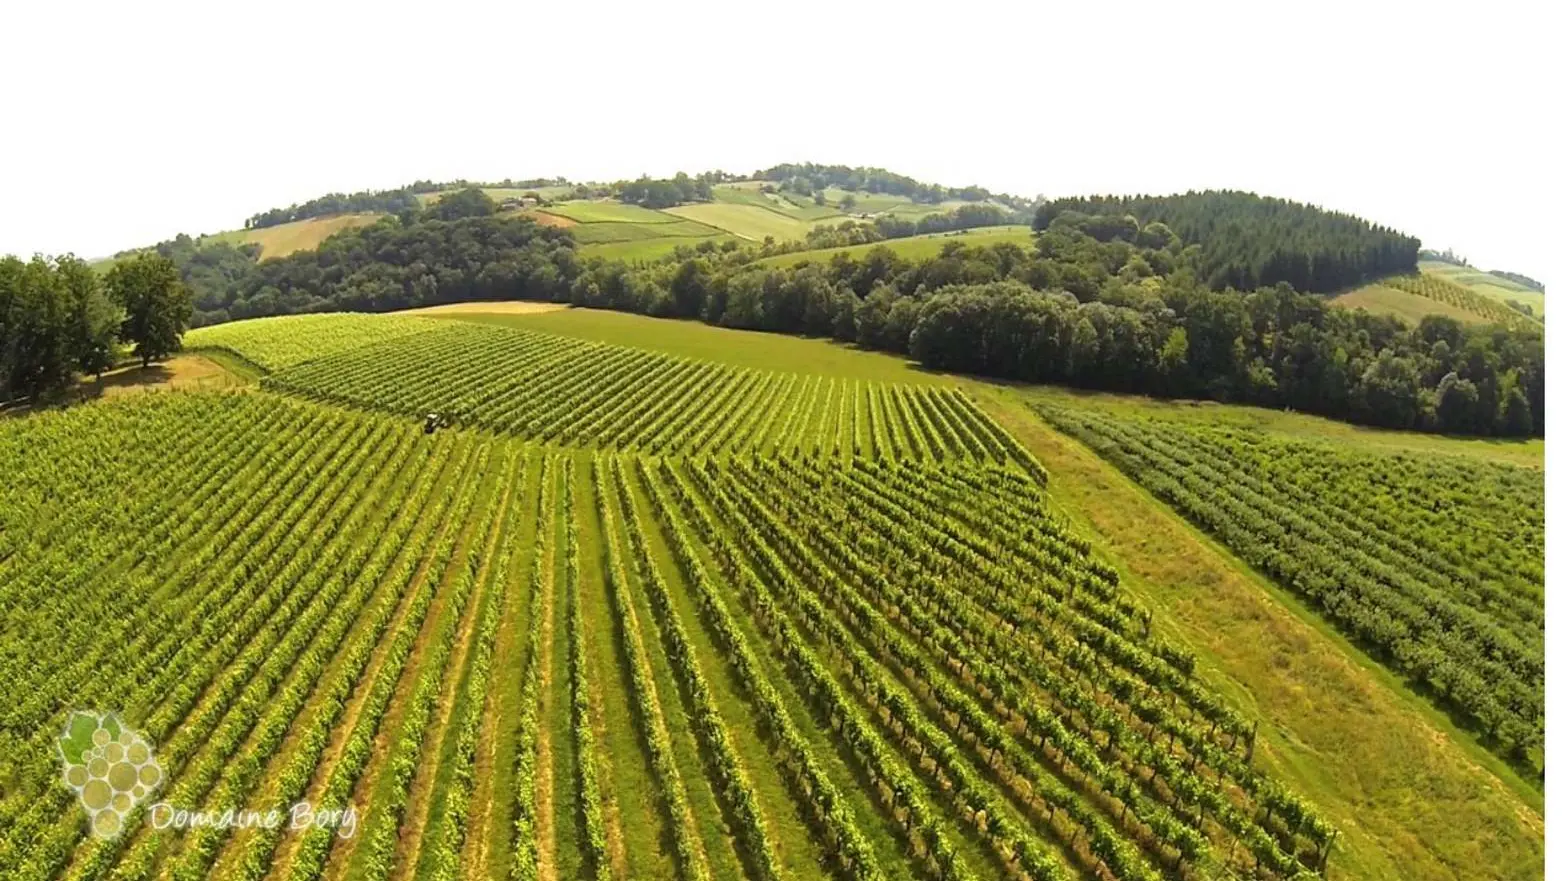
[57,711,163,839]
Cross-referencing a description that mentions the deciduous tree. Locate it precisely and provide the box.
[107,253,191,368]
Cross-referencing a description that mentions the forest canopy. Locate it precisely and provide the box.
[1036,191,1421,293]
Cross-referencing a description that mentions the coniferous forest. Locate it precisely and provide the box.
[1035,191,1422,293]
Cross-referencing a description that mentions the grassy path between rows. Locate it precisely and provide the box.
[465,459,545,880]
[573,462,657,879]
[392,453,521,881]
[319,449,502,881]
[545,470,582,881]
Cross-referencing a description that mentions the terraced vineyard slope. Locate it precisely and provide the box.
[262,320,1028,463]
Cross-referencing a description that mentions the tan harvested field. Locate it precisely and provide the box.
[208,213,385,260]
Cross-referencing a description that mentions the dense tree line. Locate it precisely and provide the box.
[0,253,190,402]
[567,221,1542,436]
[244,188,423,229]
[242,177,575,229]
[1420,248,1467,266]
[187,213,575,322]
[420,187,498,222]
[873,203,1024,236]
[1037,191,1421,293]
[617,173,713,209]
[154,235,264,324]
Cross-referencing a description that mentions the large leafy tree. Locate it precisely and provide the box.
[106,253,191,368]
[56,255,122,378]
[422,187,495,221]
[0,254,124,402]
[0,256,73,400]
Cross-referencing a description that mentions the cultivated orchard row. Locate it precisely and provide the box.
[0,390,1334,881]
[1379,274,1540,332]
[1040,407,1544,772]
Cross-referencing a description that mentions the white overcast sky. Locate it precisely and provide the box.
[0,0,1555,282]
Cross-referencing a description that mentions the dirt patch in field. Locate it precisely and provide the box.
[94,355,241,397]
[3,354,248,418]
[524,211,578,228]
[398,301,570,316]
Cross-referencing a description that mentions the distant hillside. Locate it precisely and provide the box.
[1037,190,1420,293]
[1332,273,1542,331]
[27,168,1544,439]
[1489,269,1545,293]
[1420,258,1545,319]
[520,181,1017,263]
[1418,250,1546,295]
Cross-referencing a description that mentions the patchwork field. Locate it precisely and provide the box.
[753,225,1036,268]
[109,184,1010,273]
[663,203,814,242]
[530,201,734,261]
[711,183,843,221]
[0,310,1543,881]
[530,184,1008,253]
[207,214,385,260]
[568,219,726,245]
[1420,259,1545,317]
[580,236,739,262]
[538,203,684,225]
